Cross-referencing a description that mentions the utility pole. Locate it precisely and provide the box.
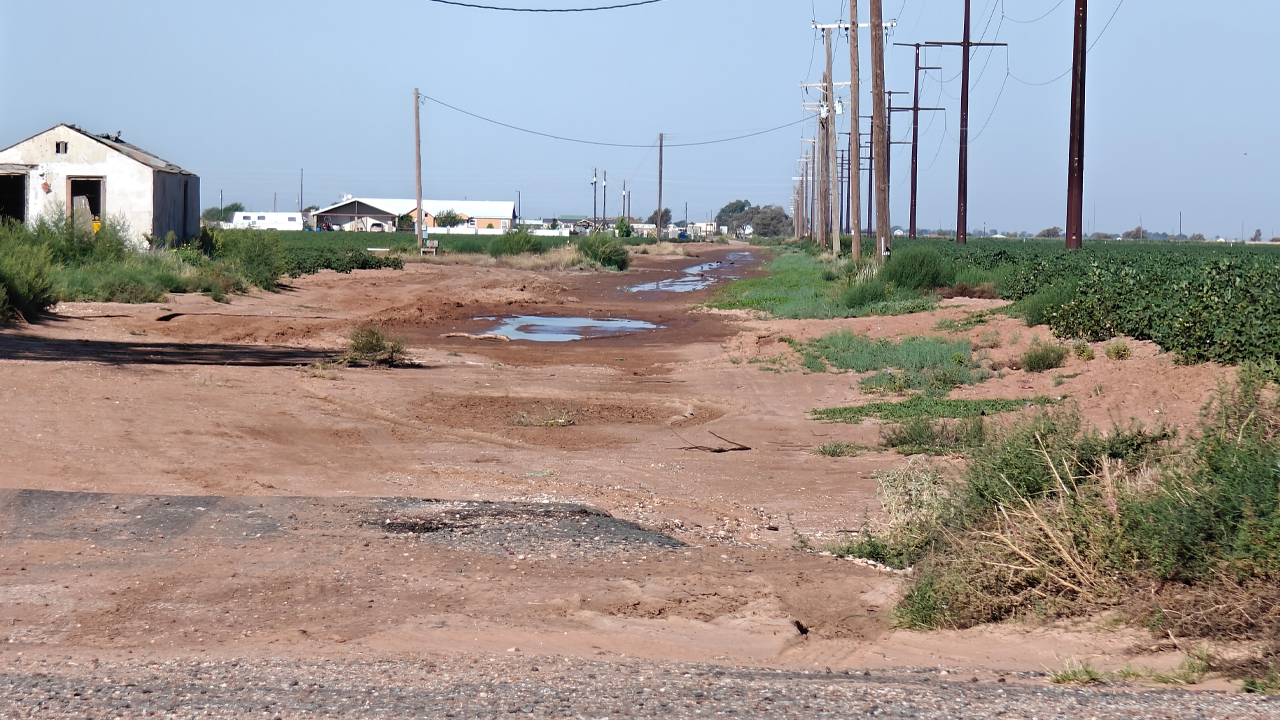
[869,0,891,259]
[414,88,424,253]
[848,0,861,256]
[273,192,277,213]
[894,44,943,239]
[929,1,1005,245]
[824,28,841,253]
[1065,0,1088,250]
[299,169,305,214]
[592,168,598,227]
[885,89,910,216]
[656,133,664,238]
[603,171,608,230]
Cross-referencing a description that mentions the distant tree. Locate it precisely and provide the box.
[1122,225,1146,240]
[1189,233,1207,242]
[434,209,463,228]
[732,205,790,237]
[1090,232,1112,240]
[1271,237,1280,243]
[1036,226,1063,239]
[615,217,633,238]
[201,201,244,224]
[715,200,752,225]
[303,205,319,212]
[1251,229,1263,243]
[647,208,672,227]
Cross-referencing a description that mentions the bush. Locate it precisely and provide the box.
[839,277,889,310]
[0,222,56,320]
[881,246,955,291]
[213,229,285,291]
[345,323,407,366]
[488,231,544,258]
[1012,281,1076,327]
[1104,339,1132,360]
[1073,339,1095,361]
[1021,340,1070,372]
[577,235,630,271]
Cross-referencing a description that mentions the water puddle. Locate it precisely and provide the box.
[481,316,661,342]
[627,251,755,293]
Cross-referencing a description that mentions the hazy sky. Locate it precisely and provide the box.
[2,1,1275,237]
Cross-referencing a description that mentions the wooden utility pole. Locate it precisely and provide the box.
[815,74,830,248]
[823,28,841,253]
[848,0,861,257]
[894,44,943,239]
[413,88,424,253]
[868,0,890,259]
[1065,0,1088,250]
[929,1,1005,245]
[656,133,664,238]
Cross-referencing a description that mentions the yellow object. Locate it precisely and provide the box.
[92,221,101,233]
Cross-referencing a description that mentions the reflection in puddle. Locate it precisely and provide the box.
[627,251,755,293]
[483,316,661,342]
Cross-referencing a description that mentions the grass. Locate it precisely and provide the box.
[1105,339,1133,360]
[787,331,990,395]
[1243,667,1280,694]
[1048,659,1106,685]
[812,396,1060,424]
[344,323,407,366]
[814,442,865,457]
[882,416,988,456]
[1073,339,1096,361]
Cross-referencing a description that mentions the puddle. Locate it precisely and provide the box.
[482,316,661,342]
[627,251,755,293]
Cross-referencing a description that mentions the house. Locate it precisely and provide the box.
[228,211,305,231]
[0,124,199,246]
[309,198,515,233]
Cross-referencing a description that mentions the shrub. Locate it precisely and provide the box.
[839,277,889,310]
[1021,340,1070,372]
[0,222,56,320]
[1104,339,1132,360]
[1073,339,1095,361]
[345,323,407,366]
[488,231,543,258]
[577,235,630,271]
[444,237,491,255]
[880,246,955,291]
[213,229,285,291]
[882,416,987,455]
[1013,281,1077,327]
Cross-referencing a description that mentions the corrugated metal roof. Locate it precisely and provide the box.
[313,198,515,219]
[0,125,196,176]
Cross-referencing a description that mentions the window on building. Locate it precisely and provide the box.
[258,216,266,220]
[55,141,68,154]
[468,218,477,228]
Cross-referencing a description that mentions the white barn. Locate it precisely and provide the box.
[0,124,200,247]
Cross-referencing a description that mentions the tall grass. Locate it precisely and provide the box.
[789,330,991,395]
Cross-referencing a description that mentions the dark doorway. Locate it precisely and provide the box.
[0,175,24,224]
[69,178,103,219]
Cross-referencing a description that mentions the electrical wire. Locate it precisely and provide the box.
[418,92,808,148]
[1008,0,1127,86]
[1004,0,1066,24]
[425,0,664,11]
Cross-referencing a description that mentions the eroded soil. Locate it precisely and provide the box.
[0,243,1246,713]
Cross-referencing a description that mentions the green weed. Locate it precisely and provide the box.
[812,396,1059,425]
[345,323,407,366]
[1105,339,1132,360]
[814,442,865,457]
[1022,340,1070,372]
[1048,659,1106,685]
[1073,339,1096,361]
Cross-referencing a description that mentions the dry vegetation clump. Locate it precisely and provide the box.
[511,405,580,427]
[413,246,598,271]
[835,366,1280,670]
[632,242,693,257]
[344,323,407,366]
[1105,339,1133,360]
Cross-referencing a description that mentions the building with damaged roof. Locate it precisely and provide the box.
[0,124,200,247]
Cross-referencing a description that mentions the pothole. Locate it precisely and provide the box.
[627,251,754,293]
[481,316,661,342]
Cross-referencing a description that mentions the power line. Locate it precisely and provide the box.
[1007,0,1127,86]
[425,0,664,11]
[418,92,808,148]
[1004,0,1066,24]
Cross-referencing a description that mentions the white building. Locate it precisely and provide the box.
[0,124,199,247]
[228,211,305,231]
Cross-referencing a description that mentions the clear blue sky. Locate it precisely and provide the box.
[2,1,1275,238]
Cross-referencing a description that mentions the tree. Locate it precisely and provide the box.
[1122,225,1145,240]
[201,202,244,224]
[647,208,672,227]
[1090,232,1112,240]
[615,217,633,238]
[1189,233,1207,242]
[434,209,463,228]
[715,200,752,225]
[1251,229,1263,243]
[1036,226,1063,239]
[729,205,790,237]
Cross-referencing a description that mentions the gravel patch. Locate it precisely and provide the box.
[0,656,1274,719]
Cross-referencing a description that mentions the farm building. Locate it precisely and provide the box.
[310,198,515,232]
[0,124,200,247]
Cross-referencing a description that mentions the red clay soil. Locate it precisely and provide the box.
[0,242,1236,685]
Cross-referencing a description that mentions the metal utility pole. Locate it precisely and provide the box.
[299,170,304,213]
[929,1,1005,245]
[894,44,943,239]
[1065,0,1088,250]
[656,133,664,238]
[868,0,891,259]
[592,168,598,227]
[413,88,424,253]
[885,90,910,213]
[848,0,861,256]
[603,171,608,230]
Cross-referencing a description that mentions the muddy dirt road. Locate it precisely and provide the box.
[0,243,1247,715]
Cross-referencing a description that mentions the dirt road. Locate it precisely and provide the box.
[0,243,1247,715]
